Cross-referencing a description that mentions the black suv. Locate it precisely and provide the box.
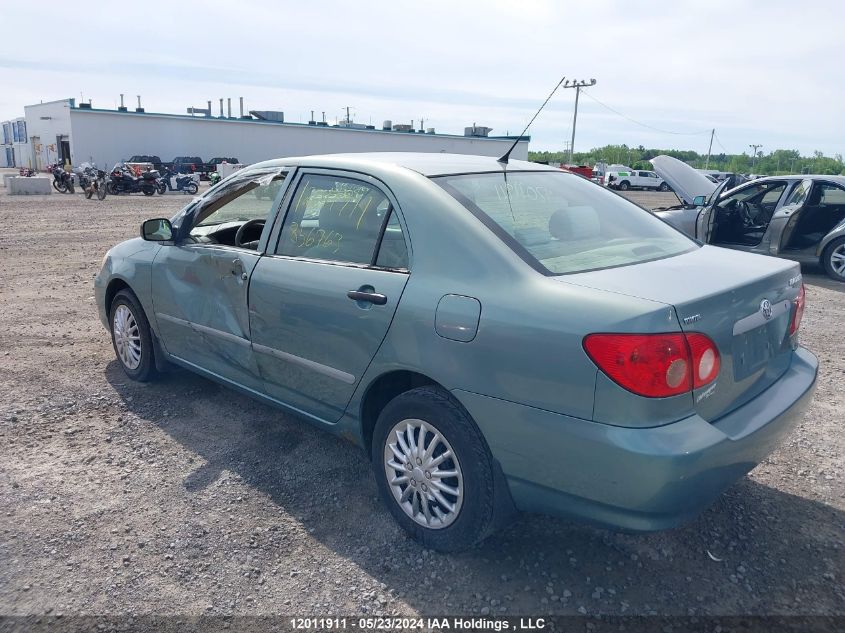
[207,157,239,167]
[171,156,205,174]
[127,155,165,171]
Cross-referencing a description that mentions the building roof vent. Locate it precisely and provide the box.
[464,124,492,137]
[249,110,285,123]
[393,123,414,132]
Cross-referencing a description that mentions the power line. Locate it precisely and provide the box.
[580,89,711,136]
[712,131,729,154]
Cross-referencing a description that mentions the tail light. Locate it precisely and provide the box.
[583,332,720,398]
[789,284,805,336]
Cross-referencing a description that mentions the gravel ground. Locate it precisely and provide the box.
[0,180,842,618]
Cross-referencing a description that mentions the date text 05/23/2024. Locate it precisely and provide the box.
[290,617,547,631]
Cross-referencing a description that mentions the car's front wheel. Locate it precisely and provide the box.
[371,386,495,552]
[618,181,630,191]
[659,182,669,192]
[110,289,157,381]
[822,236,845,282]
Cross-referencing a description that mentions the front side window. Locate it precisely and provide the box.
[276,174,399,266]
[720,181,785,207]
[435,171,695,275]
[182,169,287,249]
[193,177,284,228]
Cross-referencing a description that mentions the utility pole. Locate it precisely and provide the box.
[749,144,762,170]
[705,129,715,170]
[563,78,597,164]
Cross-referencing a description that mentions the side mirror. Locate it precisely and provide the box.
[141,218,174,242]
[692,195,707,206]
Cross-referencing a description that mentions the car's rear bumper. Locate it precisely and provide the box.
[453,346,818,532]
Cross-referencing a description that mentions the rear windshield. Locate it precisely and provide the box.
[435,171,696,275]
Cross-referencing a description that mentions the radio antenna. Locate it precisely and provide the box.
[498,76,567,165]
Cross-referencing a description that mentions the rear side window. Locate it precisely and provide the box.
[276,174,404,267]
[435,171,695,275]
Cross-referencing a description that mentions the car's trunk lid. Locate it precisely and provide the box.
[560,246,800,421]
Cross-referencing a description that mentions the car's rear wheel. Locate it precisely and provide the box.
[659,182,669,192]
[822,237,845,282]
[110,289,156,381]
[618,181,630,191]
[371,386,495,552]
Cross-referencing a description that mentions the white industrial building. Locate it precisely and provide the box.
[1,97,528,171]
[0,117,30,168]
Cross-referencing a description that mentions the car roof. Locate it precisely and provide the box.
[250,152,558,177]
[752,174,845,184]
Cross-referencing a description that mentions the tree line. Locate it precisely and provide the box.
[529,145,845,176]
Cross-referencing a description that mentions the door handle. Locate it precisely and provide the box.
[231,258,248,280]
[347,290,387,305]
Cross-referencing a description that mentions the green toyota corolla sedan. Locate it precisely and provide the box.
[95,153,818,551]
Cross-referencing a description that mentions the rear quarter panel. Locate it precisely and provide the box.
[347,169,686,424]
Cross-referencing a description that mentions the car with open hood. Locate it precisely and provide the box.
[652,155,845,282]
[95,153,817,551]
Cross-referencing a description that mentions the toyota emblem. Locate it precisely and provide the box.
[760,299,773,320]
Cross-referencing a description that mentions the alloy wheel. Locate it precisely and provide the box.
[383,418,464,529]
[830,243,845,277]
[113,304,142,370]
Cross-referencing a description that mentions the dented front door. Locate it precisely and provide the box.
[152,244,264,391]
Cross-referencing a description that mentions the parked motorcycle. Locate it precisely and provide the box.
[76,163,107,200]
[158,168,199,195]
[107,163,158,196]
[50,164,74,193]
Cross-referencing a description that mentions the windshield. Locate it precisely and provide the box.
[435,171,696,275]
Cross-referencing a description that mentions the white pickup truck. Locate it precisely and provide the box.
[606,169,670,191]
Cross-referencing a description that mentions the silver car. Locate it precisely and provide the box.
[652,156,845,281]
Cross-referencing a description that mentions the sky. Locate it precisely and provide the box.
[1,0,843,158]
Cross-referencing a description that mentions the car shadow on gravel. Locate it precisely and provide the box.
[801,263,844,292]
[104,362,843,615]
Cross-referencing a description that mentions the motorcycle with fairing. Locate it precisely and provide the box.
[107,163,159,196]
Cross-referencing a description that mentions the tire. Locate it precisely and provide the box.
[109,289,157,382]
[85,188,93,199]
[185,182,198,195]
[157,182,167,195]
[66,181,74,194]
[97,184,107,200]
[53,180,67,193]
[618,181,630,191]
[371,386,496,552]
[107,182,118,195]
[658,182,669,192]
[142,185,155,196]
[821,236,845,282]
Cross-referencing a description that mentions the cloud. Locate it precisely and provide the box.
[1,0,842,155]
